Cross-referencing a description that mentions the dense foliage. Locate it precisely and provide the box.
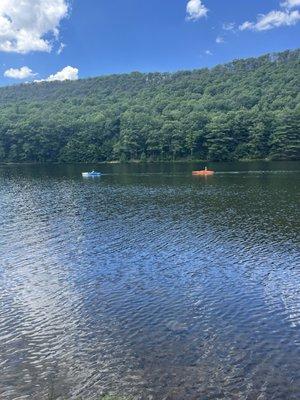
[0,49,299,162]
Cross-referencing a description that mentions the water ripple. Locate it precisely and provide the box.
[0,162,299,399]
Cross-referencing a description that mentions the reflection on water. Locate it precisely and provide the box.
[0,162,299,399]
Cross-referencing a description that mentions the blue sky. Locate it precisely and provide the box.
[0,0,299,86]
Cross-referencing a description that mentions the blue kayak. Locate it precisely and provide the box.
[82,171,102,177]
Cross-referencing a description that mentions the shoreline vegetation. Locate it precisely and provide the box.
[0,157,285,166]
[0,49,299,164]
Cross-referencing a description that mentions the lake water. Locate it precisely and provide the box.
[0,161,299,400]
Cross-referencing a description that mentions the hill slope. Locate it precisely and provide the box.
[0,49,299,162]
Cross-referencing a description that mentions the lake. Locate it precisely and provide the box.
[0,161,299,400]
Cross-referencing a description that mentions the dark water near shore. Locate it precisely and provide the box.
[0,161,299,400]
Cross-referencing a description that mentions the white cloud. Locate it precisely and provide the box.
[46,66,78,81]
[239,21,254,31]
[0,0,69,54]
[281,0,300,9]
[216,36,225,43]
[205,50,213,55]
[239,9,300,31]
[186,0,208,21]
[4,66,36,79]
[57,42,66,55]
[35,66,79,83]
[222,22,235,31]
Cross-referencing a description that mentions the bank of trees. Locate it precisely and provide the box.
[0,49,299,162]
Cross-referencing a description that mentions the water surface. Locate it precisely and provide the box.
[0,161,299,399]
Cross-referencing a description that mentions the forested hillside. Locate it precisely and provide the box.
[0,49,299,162]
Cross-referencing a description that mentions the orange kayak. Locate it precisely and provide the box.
[192,170,215,176]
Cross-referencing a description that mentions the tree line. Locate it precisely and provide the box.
[0,49,299,163]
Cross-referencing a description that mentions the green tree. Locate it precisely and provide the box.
[270,110,300,160]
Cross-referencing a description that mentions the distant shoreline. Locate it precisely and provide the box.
[1,158,299,166]
[0,50,298,164]
[0,158,271,165]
